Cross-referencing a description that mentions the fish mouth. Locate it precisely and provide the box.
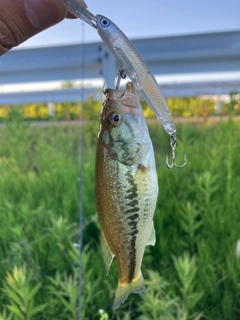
[104,88,125,100]
[104,82,139,109]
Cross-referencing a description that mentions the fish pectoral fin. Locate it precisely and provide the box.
[146,222,156,246]
[113,271,145,309]
[101,232,115,276]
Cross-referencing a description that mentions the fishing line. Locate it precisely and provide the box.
[78,22,85,320]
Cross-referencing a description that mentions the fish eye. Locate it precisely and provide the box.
[100,18,110,27]
[113,114,120,122]
[108,112,121,125]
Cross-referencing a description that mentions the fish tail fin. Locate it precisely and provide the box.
[112,272,145,309]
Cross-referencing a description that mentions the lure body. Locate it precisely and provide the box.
[95,82,158,309]
[96,14,176,138]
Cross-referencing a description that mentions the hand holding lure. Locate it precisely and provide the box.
[61,0,186,168]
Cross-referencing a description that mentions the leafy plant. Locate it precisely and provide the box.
[138,271,178,320]
[2,265,47,320]
[178,202,202,254]
[0,308,13,320]
[138,253,204,320]
[48,271,79,319]
[0,108,240,318]
[172,252,203,315]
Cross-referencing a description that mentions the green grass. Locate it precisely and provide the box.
[0,109,240,319]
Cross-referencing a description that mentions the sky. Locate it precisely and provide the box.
[18,0,240,49]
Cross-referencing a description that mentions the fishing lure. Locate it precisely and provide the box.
[61,0,186,168]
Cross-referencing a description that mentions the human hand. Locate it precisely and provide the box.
[0,0,86,55]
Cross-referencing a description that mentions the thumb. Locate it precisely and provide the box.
[0,0,68,55]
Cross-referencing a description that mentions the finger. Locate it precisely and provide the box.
[66,12,78,19]
[0,0,68,55]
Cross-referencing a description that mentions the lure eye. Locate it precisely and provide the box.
[108,112,121,126]
[100,18,110,27]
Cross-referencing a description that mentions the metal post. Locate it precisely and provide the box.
[101,46,117,88]
[47,102,55,117]
[214,95,222,115]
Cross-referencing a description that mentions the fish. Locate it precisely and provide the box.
[95,81,159,309]
[96,14,176,139]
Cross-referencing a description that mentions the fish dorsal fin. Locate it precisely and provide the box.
[101,232,115,275]
[146,222,156,246]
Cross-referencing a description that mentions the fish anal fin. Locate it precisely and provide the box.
[146,222,156,246]
[113,272,145,309]
[101,232,114,276]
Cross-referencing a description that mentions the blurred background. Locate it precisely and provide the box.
[0,0,240,319]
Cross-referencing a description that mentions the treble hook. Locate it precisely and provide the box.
[116,68,126,89]
[166,135,187,169]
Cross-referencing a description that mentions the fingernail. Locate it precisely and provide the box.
[25,0,67,29]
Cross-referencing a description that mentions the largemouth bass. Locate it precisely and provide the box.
[95,81,159,309]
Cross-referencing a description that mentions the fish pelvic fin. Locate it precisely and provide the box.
[101,232,115,276]
[146,221,156,246]
[112,272,145,309]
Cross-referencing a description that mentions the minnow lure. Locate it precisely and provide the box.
[62,0,174,136]
[95,82,158,308]
[95,15,175,138]
[61,0,186,168]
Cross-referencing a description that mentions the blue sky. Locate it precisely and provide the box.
[19,0,240,49]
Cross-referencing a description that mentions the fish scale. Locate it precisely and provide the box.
[95,82,158,309]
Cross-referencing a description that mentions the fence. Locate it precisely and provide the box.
[0,30,239,105]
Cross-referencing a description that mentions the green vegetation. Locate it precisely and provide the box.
[0,93,239,121]
[0,106,240,319]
